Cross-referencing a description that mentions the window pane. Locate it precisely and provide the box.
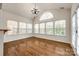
[40,23,45,34]
[46,22,53,35]
[19,22,26,34]
[55,20,66,36]
[6,20,18,34]
[34,24,39,33]
[27,23,32,33]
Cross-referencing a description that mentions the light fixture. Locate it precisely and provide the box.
[31,3,40,15]
[60,7,64,9]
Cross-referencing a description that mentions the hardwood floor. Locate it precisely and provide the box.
[4,37,75,56]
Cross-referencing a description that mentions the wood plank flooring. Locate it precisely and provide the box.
[4,37,75,56]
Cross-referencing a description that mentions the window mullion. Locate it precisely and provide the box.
[53,21,55,35]
[17,22,19,34]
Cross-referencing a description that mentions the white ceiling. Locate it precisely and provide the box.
[2,3,72,19]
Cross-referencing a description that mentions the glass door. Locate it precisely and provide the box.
[72,13,77,50]
[77,7,79,55]
[72,7,79,56]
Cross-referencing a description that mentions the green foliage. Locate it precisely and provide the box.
[46,28,65,36]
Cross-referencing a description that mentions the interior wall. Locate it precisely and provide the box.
[34,9,71,43]
[2,10,33,42]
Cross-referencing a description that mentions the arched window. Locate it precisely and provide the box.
[40,12,54,20]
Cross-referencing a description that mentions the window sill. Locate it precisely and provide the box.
[34,33,66,37]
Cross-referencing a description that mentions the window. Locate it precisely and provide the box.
[7,20,18,34]
[46,22,53,35]
[35,20,66,36]
[27,23,32,33]
[6,20,32,34]
[40,23,45,34]
[34,24,39,33]
[19,22,27,34]
[40,12,54,20]
[55,20,66,36]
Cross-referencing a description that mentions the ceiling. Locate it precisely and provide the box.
[2,3,72,19]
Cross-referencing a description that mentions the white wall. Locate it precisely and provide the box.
[4,33,32,42]
[2,10,33,42]
[34,9,71,43]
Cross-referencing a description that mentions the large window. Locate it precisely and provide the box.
[40,23,45,34]
[46,22,53,35]
[55,20,66,36]
[6,20,32,35]
[19,22,27,34]
[7,20,18,34]
[39,12,66,36]
[35,20,66,36]
[27,23,32,33]
[34,24,39,33]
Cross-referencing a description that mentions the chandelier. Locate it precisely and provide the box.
[31,3,40,15]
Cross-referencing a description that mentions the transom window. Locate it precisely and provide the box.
[40,12,54,20]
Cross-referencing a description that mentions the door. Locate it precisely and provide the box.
[72,12,77,50]
[77,7,79,55]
